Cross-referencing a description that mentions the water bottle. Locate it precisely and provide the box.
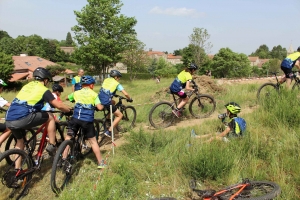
[218,113,227,119]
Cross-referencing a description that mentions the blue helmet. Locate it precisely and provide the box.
[81,75,95,85]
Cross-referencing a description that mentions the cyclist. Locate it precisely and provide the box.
[66,75,106,169]
[71,68,84,92]
[279,46,300,89]
[170,63,198,117]
[5,67,72,161]
[192,102,246,142]
[98,70,132,138]
[0,79,11,152]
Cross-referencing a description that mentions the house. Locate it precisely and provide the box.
[10,54,57,82]
[60,47,75,54]
[146,49,183,65]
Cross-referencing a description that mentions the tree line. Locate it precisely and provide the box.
[0,0,292,83]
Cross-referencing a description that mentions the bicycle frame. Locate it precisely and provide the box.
[170,80,199,108]
[203,182,249,200]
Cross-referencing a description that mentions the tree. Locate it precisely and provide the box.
[0,30,11,41]
[65,32,73,47]
[46,65,66,76]
[120,38,148,80]
[71,0,137,81]
[250,44,270,58]
[0,37,20,55]
[0,52,14,82]
[173,49,183,56]
[211,48,251,78]
[270,45,287,60]
[188,27,213,68]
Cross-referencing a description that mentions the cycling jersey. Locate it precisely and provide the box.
[98,77,124,105]
[68,87,100,122]
[281,52,300,69]
[170,70,193,92]
[72,76,82,91]
[6,81,55,121]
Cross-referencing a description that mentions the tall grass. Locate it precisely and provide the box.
[2,78,299,199]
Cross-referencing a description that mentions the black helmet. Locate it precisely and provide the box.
[52,84,63,92]
[188,63,198,70]
[297,46,300,52]
[81,75,95,85]
[33,67,53,81]
[110,70,122,78]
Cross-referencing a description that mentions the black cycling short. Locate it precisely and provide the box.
[281,66,293,78]
[0,123,6,132]
[67,118,95,139]
[6,112,49,139]
[103,104,118,113]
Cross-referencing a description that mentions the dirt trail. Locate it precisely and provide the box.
[103,76,260,148]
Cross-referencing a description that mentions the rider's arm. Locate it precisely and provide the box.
[43,90,71,112]
[185,80,194,91]
[295,60,300,70]
[217,126,231,138]
[120,89,131,100]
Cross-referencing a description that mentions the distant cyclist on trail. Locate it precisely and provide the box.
[169,63,198,118]
[279,46,300,89]
[192,102,246,142]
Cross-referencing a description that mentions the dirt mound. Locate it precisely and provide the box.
[151,76,225,102]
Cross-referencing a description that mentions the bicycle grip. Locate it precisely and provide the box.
[127,98,133,103]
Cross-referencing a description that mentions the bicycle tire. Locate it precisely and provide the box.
[51,140,74,194]
[189,94,216,118]
[116,105,136,132]
[96,119,110,147]
[148,101,174,129]
[4,129,36,165]
[219,181,281,200]
[292,81,300,91]
[0,149,33,199]
[257,83,279,101]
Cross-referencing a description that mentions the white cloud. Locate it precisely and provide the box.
[149,6,204,18]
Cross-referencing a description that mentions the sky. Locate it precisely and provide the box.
[0,0,300,55]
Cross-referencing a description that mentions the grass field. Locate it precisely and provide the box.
[0,77,299,200]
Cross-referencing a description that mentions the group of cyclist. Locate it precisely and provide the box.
[1,46,299,169]
[0,66,132,169]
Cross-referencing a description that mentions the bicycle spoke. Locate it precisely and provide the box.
[189,95,216,118]
[0,149,32,199]
[149,102,174,129]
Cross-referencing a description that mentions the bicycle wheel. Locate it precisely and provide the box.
[96,119,110,147]
[4,129,36,165]
[149,101,174,129]
[257,83,279,101]
[292,82,300,91]
[117,105,136,133]
[56,121,69,146]
[0,149,33,199]
[51,140,74,194]
[219,181,281,200]
[189,94,216,118]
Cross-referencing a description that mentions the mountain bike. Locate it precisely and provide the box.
[190,178,281,200]
[0,111,68,199]
[50,125,94,194]
[4,112,70,165]
[94,94,136,146]
[148,80,216,129]
[257,71,300,101]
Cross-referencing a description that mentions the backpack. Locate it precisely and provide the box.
[234,117,247,134]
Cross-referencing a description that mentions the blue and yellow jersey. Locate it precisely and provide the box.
[170,70,193,92]
[72,76,82,91]
[227,117,246,137]
[281,52,300,69]
[98,77,124,105]
[68,87,100,122]
[6,81,52,121]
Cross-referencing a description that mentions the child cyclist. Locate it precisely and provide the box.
[42,84,64,120]
[192,102,246,142]
[170,63,198,117]
[0,79,11,152]
[98,70,132,138]
[66,75,106,169]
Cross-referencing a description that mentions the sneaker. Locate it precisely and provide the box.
[104,130,112,138]
[97,160,107,169]
[46,144,57,156]
[172,109,181,118]
[191,129,198,138]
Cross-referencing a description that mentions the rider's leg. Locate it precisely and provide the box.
[177,97,189,110]
[109,109,122,132]
[45,113,56,145]
[0,129,11,146]
[285,78,292,89]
